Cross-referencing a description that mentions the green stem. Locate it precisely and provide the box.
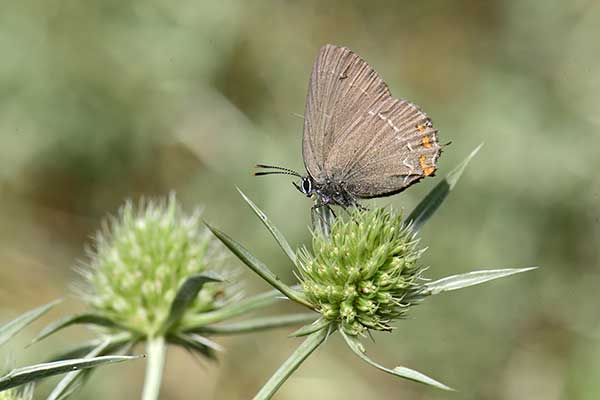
[253,327,330,400]
[142,336,167,400]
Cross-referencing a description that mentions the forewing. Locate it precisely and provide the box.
[302,44,391,181]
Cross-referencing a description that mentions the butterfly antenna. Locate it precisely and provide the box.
[253,164,302,177]
[253,170,301,177]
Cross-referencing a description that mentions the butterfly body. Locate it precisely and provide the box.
[298,175,358,209]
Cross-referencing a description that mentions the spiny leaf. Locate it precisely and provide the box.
[52,338,137,399]
[181,288,294,329]
[340,330,453,391]
[288,317,331,337]
[253,327,331,399]
[160,274,221,334]
[46,339,112,400]
[423,267,538,296]
[238,188,297,266]
[167,333,219,360]
[192,313,318,335]
[48,333,134,362]
[31,314,124,345]
[0,355,142,392]
[0,299,61,348]
[406,144,482,232]
[206,223,312,308]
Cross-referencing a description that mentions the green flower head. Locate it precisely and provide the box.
[78,194,231,337]
[0,386,33,400]
[298,208,426,336]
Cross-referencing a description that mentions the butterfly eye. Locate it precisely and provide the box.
[302,178,312,194]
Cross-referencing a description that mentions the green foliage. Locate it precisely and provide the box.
[406,144,481,231]
[0,355,141,393]
[0,302,138,396]
[0,300,60,348]
[35,196,314,400]
[210,152,536,398]
[341,329,452,391]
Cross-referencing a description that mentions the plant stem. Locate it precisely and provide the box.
[253,327,329,400]
[142,336,166,400]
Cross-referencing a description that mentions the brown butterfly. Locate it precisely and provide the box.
[255,44,442,211]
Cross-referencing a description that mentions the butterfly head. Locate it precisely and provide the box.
[254,164,315,197]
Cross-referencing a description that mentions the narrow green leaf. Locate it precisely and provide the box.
[194,313,318,335]
[406,144,482,232]
[31,314,124,345]
[181,288,293,329]
[423,267,538,296]
[0,355,142,392]
[288,317,331,337]
[48,332,134,362]
[0,299,61,347]
[206,223,312,309]
[253,327,330,400]
[52,339,136,400]
[238,188,297,266]
[340,330,453,391]
[159,274,221,334]
[168,333,218,360]
[47,339,112,400]
[46,334,137,400]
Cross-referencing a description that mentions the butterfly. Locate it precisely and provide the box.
[255,44,442,212]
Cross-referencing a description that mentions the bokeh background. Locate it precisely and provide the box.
[1,1,599,399]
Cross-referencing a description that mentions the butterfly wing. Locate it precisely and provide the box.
[302,45,441,198]
[302,44,391,182]
[328,96,441,198]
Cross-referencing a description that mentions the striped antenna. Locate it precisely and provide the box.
[253,164,302,177]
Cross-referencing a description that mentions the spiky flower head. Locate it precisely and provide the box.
[298,208,426,336]
[78,194,231,337]
[0,385,33,400]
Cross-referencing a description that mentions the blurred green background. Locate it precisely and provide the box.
[1,1,599,399]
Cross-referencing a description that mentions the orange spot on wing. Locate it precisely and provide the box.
[416,124,426,132]
[419,155,436,176]
[422,135,432,148]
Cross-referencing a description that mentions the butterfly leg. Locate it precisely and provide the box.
[311,200,336,236]
[355,202,369,211]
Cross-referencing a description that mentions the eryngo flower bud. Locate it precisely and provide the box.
[298,209,426,336]
[0,385,33,400]
[77,194,230,336]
